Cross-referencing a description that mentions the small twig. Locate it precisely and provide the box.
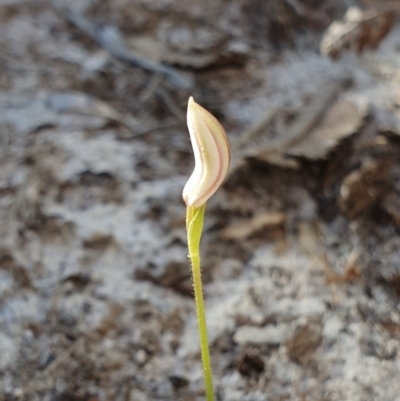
[42,338,83,377]
[24,338,83,393]
[119,119,183,139]
[156,87,186,120]
[53,4,192,89]
[139,74,164,102]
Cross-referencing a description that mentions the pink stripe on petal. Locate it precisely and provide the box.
[183,97,230,207]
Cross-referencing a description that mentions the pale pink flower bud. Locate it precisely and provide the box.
[183,97,230,207]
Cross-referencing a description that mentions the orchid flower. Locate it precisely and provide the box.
[183,97,230,401]
[183,96,230,208]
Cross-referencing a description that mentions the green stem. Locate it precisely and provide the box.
[186,204,214,401]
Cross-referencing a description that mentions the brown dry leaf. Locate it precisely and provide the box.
[0,250,31,289]
[135,260,212,297]
[326,249,362,284]
[236,351,265,377]
[219,212,286,240]
[255,82,338,166]
[297,222,320,256]
[285,322,322,365]
[381,320,400,339]
[339,160,391,219]
[287,99,369,159]
[320,5,398,59]
[382,192,400,225]
[229,81,345,174]
[130,35,249,69]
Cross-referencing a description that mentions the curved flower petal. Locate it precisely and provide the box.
[183,96,230,207]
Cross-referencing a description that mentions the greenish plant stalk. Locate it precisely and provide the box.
[186,204,215,401]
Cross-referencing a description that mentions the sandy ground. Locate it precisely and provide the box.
[1,1,400,400]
